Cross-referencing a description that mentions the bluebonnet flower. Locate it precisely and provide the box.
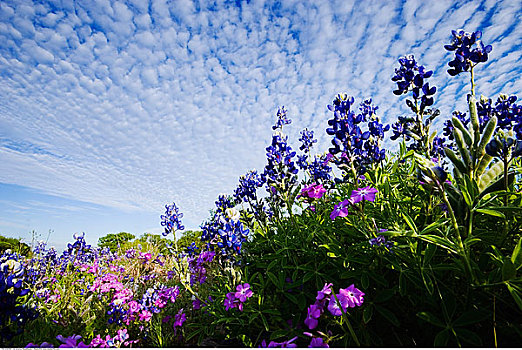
[392,55,436,109]
[299,128,317,153]
[186,242,199,257]
[234,170,264,203]
[160,202,184,236]
[326,95,388,178]
[444,29,492,76]
[272,106,291,130]
[306,154,332,183]
[443,111,468,140]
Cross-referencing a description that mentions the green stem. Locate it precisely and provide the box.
[470,66,476,97]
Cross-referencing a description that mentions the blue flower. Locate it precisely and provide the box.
[445,29,492,76]
[160,202,184,236]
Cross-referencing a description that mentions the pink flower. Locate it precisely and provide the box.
[350,186,378,204]
[127,300,140,314]
[330,199,352,220]
[307,184,327,199]
[139,310,152,322]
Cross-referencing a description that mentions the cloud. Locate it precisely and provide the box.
[0,0,521,236]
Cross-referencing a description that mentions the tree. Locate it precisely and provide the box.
[98,232,135,253]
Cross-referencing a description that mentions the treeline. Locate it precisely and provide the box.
[97,230,202,254]
[0,235,31,256]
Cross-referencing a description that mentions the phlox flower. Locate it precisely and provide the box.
[339,284,365,307]
[330,199,352,220]
[307,184,327,199]
[138,310,152,322]
[304,304,322,330]
[127,300,140,314]
[309,337,329,348]
[316,283,333,301]
[235,283,253,302]
[224,292,237,311]
[174,309,186,328]
[56,335,89,348]
[350,186,378,204]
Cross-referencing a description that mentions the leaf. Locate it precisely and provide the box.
[361,273,369,289]
[423,243,437,266]
[453,309,490,327]
[455,328,483,346]
[375,305,400,326]
[475,208,505,219]
[434,329,450,347]
[502,259,517,281]
[511,237,522,270]
[420,220,448,235]
[401,212,417,233]
[421,270,434,295]
[452,116,472,147]
[267,272,280,289]
[363,305,373,324]
[476,116,497,158]
[506,283,522,312]
[445,147,467,174]
[374,288,395,303]
[417,235,458,254]
[417,311,445,327]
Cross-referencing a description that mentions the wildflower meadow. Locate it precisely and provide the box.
[2,28,522,347]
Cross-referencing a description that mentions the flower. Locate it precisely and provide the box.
[330,199,352,220]
[327,285,364,316]
[444,29,492,76]
[309,337,329,348]
[350,186,378,204]
[304,304,322,330]
[160,202,184,236]
[235,283,253,303]
[316,283,333,301]
[174,309,186,328]
[56,335,89,348]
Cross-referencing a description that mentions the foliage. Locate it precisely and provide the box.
[98,232,135,253]
[0,235,31,257]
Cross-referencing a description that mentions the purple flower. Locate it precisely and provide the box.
[174,309,186,328]
[224,292,237,311]
[339,284,365,307]
[307,184,327,199]
[304,304,322,330]
[350,186,378,204]
[309,337,329,348]
[56,335,89,348]
[235,283,254,302]
[330,199,352,220]
[316,283,333,301]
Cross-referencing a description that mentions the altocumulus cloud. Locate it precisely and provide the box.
[0,0,521,230]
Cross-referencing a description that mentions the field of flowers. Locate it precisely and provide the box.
[1,29,521,347]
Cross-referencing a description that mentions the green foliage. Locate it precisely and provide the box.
[0,234,31,256]
[97,231,135,252]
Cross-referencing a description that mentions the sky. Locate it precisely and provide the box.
[1,0,521,251]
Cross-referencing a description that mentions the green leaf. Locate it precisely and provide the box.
[417,235,458,254]
[417,311,445,327]
[285,293,298,306]
[452,116,472,147]
[453,309,490,327]
[475,208,505,219]
[423,243,437,266]
[445,147,467,174]
[401,212,417,233]
[361,273,369,289]
[420,219,448,235]
[376,305,400,326]
[502,259,517,281]
[363,305,373,324]
[434,329,450,347]
[511,237,522,270]
[455,328,483,346]
[267,272,280,289]
[506,283,522,312]
[374,288,395,303]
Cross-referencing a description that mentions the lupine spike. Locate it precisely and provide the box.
[475,154,493,178]
[454,129,472,168]
[444,147,468,174]
[477,116,498,157]
[452,116,473,147]
[468,95,481,148]
[478,161,504,192]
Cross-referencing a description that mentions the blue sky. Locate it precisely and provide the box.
[1,0,521,251]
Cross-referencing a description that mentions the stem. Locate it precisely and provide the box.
[503,157,509,207]
[470,66,476,97]
[493,295,498,348]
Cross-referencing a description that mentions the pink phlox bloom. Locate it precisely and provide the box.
[316,283,333,301]
[127,300,140,314]
[298,183,316,199]
[100,281,124,293]
[139,252,152,262]
[307,184,327,199]
[88,335,108,348]
[350,186,378,204]
[138,310,152,322]
[339,284,365,307]
[330,199,352,221]
[114,329,129,343]
[235,283,253,302]
[49,294,61,303]
[113,288,133,305]
[326,294,343,316]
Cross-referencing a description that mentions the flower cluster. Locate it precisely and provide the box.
[304,283,364,331]
[306,154,333,183]
[369,235,394,251]
[234,170,265,203]
[392,54,436,110]
[259,336,298,348]
[272,107,292,130]
[326,95,389,177]
[201,204,250,259]
[224,283,253,311]
[160,202,184,236]
[444,29,492,76]
[0,251,36,342]
[187,250,215,286]
[262,130,299,194]
[299,128,317,154]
